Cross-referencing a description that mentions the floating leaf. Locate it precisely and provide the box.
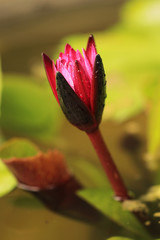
[0,161,17,197]
[78,188,151,239]
[0,75,62,143]
[4,150,70,190]
[0,138,70,190]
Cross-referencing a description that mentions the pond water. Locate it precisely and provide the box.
[0,188,104,240]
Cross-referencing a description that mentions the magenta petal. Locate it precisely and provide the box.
[74,60,90,108]
[59,52,68,62]
[42,53,59,103]
[76,49,89,78]
[59,52,63,59]
[76,50,84,63]
[60,64,74,89]
[69,48,77,61]
[86,35,97,67]
[82,48,93,82]
[65,44,72,54]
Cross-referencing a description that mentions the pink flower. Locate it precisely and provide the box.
[43,35,106,132]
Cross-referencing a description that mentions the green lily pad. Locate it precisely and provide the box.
[0,161,17,197]
[78,188,151,239]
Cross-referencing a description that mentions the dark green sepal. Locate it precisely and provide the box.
[93,54,106,124]
[56,72,97,132]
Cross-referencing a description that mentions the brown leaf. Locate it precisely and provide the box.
[3,150,71,190]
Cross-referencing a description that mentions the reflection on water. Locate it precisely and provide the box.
[0,188,103,240]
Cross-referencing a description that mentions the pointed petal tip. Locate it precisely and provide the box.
[42,53,52,64]
[65,43,71,48]
[42,52,47,59]
[89,34,94,40]
[88,34,96,46]
[86,34,97,66]
[65,43,72,54]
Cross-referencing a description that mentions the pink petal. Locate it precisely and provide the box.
[67,61,74,80]
[59,52,68,62]
[76,50,84,63]
[82,48,93,82]
[59,52,63,59]
[56,58,63,70]
[65,44,72,54]
[86,35,97,67]
[76,49,89,78]
[59,63,74,89]
[61,59,66,65]
[70,48,77,61]
[42,53,59,103]
[74,60,90,108]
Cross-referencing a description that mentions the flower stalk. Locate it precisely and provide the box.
[87,128,129,201]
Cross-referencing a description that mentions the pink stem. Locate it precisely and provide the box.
[87,128,129,201]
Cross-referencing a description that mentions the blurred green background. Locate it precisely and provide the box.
[0,0,160,239]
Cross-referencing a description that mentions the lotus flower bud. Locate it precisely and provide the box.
[43,35,106,133]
